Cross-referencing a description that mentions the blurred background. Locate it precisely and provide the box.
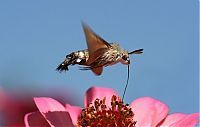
[0,0,198,126]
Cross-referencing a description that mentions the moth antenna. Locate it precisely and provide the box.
[128,49,143,54]
[122,64,130,102]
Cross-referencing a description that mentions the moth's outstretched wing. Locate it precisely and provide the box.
[79,48,108,76]
[86,48,108,65]
[91,67,103,75]
[82,22,111,56]
[82,22,111,75]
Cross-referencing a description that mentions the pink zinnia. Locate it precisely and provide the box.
[24,86,199,127]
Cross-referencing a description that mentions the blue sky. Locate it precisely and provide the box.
[0,0,198,114]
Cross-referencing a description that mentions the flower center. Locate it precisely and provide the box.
[77,95,136,127]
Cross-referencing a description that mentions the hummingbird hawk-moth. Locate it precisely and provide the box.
[57,22,143,76]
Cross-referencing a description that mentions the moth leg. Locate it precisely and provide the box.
[79,65,103,75]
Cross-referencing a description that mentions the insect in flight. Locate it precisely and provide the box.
[57,22,143,100]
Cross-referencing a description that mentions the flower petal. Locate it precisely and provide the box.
[24,111,50,127]
[34,97,74,127]
[65,104,82,126]
[130,97,169,127]
[168,113,200,127]
[159,113,186,126]
[34,97,66,113]
[84,86,118,107]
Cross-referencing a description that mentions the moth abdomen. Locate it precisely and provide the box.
[57,50,89,72]
[56,53,74,72]
[57,61,69,71]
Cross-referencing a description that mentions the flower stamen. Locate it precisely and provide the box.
[77,95,136,127]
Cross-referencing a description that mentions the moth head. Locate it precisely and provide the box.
[121,48,143,65]
[121,52,130,65]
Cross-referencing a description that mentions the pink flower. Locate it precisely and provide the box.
[0,87,38,127]
[24,86,199,127]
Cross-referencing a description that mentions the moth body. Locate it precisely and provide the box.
[57,23,143,75]
[57,43,135,74]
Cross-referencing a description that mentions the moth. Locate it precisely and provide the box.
[57,22,143,76]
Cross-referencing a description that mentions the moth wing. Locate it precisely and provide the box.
[82,22,111,56]
[91,67,103,76]
[86,48,108,65]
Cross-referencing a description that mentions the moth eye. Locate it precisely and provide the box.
[122,55,128,60]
